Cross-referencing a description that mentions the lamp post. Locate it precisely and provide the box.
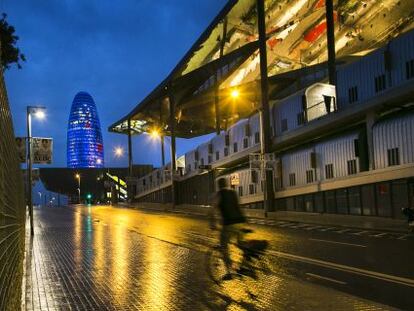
[114,147,124,201]
[27,105,46,236]
[75,173,81,204]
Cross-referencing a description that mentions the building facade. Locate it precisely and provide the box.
[131,29,414,219]
[67,92,104,168]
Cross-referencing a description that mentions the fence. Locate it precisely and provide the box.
[0,65,26,309]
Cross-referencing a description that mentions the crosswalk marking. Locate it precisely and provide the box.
[245,218,412,241]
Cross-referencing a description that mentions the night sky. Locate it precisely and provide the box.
[3,0,222,168]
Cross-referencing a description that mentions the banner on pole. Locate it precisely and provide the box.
[15,137,26,163]
[32,137,53,164]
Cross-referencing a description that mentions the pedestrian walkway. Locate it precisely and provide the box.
[23,206,397,310]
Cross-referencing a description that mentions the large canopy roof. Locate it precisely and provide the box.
[109,0,414,138]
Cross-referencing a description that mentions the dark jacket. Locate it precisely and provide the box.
[217,189,246,225]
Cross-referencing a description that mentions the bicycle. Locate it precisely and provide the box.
[205,227,271,286]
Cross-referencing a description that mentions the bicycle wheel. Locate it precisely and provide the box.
[205,246,227,285]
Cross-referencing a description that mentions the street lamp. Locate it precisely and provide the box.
[114,146,124,158]
[231,88,240,99]
[27,105,46,236]
[75,173,81,204]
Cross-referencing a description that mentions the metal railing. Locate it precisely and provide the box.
[0,66,26,310]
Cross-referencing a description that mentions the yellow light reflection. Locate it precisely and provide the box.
[74,211,82,266]
[110,213,129,300]
[142,240,170,309]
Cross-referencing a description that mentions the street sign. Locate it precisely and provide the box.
[32,137,53,164]
[15,137,26,163]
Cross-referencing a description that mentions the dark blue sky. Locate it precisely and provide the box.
[3,0,222,167]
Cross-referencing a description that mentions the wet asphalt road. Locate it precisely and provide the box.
[25,205,414,310]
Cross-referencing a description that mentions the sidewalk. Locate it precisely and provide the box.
[123,202,408,233]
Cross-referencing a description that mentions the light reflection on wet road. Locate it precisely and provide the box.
[24,205,412,310]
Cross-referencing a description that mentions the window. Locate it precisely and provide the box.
[406,59,414,80]
[387,148,400,166]
[208,143,213,154]
[143,179,146,186]
[243,137,249,149]
[348,86,358,103]
[306,170,314,183]
[233,142,238,153]
[187,164,191,172]
[244,124,251,136]
[374,74,386,93]
[224,147,229,157]
[274,177,282,190]
[200,158,204,166]
[354,139,360,157]
[249,184,256,195]
[194,150,199,161]
[251,170,258,183]
[208,155,212,164]
[254,131,260,144]
[225,134,230,146]
[297,112,305,125]
[289,173,296,186]
[325,164,334,179]
[281,118,288,132]
[194,162,198,170]
[238,186,243,197]
[215,151,219,161]
[347,159,357,175]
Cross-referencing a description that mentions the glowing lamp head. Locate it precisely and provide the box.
[96,158,102,165]
[150,128,160,139]
[231,89,240,99]
[75,173,80,179]
[114,147,124,157]
[35,110,45,119]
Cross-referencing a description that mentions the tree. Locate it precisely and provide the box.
[0,13,25,69]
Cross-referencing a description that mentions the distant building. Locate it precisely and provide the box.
[67,91,104,168]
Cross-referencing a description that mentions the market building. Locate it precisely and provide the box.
[109,0,414,219]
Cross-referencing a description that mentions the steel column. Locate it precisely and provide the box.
[325,0,336,85]
[168,89,177,207]
[127,118,133,200]
[257,0,274,216]
[26,108,34,235]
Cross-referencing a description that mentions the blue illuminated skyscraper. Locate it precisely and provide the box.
[67,92,104,168]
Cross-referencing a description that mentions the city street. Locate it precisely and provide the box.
[24,205,414,311]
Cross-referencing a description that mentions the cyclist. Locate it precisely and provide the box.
[210,177,246,279]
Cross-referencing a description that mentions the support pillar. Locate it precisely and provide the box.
[366,111,378,171]
[257,0,274,216]
[168,89,177,207]
[214,17,227,136]
[325,0,336,86]
[161,135,165,166]
[127,118,133,200]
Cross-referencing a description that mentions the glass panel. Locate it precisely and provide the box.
[325,190,336,214]
[314,192,324,213]
[348,187,362,215]
[391,180,408,219]
[336,188,348,214]
[376,182,392,217]
[361,184,375,216]
[304,194,314,212]
[295,196,305,212]
[286,197,295,211]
